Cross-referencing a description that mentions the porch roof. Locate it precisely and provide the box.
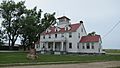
[80,35,101,43]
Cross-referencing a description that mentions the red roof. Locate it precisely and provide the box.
[80,35,101,43]
[41,23,81,35]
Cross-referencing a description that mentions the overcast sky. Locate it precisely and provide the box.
[0,0,120,49]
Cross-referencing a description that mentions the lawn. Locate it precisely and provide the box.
[0,52,120,64]
[104,49,120,53]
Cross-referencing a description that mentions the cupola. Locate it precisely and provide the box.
[57,16,71,28]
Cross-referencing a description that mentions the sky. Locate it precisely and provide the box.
[0,0,120,49]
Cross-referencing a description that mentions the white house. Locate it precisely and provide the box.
[35,16,104,54]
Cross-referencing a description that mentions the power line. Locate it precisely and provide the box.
[102,21,120,39]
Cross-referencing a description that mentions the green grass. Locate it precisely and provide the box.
[104,49,120,53]
[0,52,120,64]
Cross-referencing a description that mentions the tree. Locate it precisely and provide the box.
[0,0,26,49]
[0,28,4,46]
[20,7,56,50]
[88,31,97,36]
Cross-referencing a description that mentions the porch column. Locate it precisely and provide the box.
[40,42,43,50]
[46,42,48,50]
[61,41,64,51]
[53,42,55,51]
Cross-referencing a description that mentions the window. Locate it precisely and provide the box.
[59,19,65,22]
[55,34,57,38]
[86,43,90,49]
[43,45,45,48]
[49,35,51,38]
[55,45,57,48]
[78,33,80,38]
[92,45,94,49]
[43,35,45,39]
[69,32,72,38]
[77,43,79,49]
[65,27,68,31]
[81,28,83,32]
[69,43,72,49]
[87,45,90,49]
[91,43,94,49]
[48,45,51,48]
[82,43,85,49]
[82,45,85,49]
[61,33,64,37]
[36,44,39,48]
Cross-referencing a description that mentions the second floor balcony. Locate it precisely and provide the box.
[40,37,66,42]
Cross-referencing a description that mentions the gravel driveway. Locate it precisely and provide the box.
[2,61,120,68]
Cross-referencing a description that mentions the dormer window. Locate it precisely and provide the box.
[55,29,58,32]
[65,25,71,31]
[67,26,71,30]
[46,28,51,33]
[55,27,60,32]
[65,27,68,31]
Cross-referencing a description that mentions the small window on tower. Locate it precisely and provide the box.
[59,19,65,22]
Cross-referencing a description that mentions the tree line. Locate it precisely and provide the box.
[0,0,56,50]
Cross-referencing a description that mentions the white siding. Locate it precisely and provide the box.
[79,42,102,53]
[35,22,103,54]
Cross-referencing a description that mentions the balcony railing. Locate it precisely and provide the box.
[40,37,66,42]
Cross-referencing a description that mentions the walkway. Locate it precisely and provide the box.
[2,61,120,68]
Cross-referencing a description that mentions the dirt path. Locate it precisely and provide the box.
[2,61,120,68]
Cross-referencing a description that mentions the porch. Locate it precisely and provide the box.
[41,42,67,54]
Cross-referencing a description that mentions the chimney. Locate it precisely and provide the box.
[80,21,83,23]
